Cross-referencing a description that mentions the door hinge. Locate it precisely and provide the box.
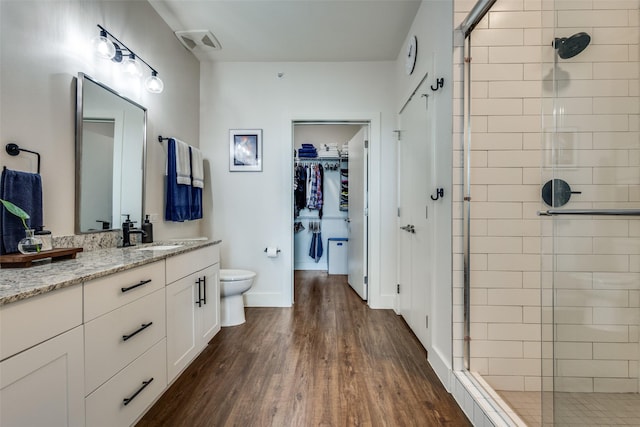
[397,284,400,294]
[426,315,429,329]
[364,276,368,285]
[397,207,401,217]
[364,140,369,149]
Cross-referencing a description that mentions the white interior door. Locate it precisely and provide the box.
[397,89,432,350]
[347,126,368,300]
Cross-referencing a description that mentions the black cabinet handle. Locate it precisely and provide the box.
[122,378,154,406]
[202,276,207,305]
[195,278,202,307]
[122,322,153,342]
[121,279,152,293]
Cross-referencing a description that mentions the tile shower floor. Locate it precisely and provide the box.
[498,391,640,426]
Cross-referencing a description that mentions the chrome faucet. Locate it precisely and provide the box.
[122,215,147,247]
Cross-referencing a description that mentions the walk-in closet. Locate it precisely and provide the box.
[292,123,369,300]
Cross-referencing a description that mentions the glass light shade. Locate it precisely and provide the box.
[145,73,164,93]
[91,34,116,59]
[122,54,143,77]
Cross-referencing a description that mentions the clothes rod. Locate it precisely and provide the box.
[538,209,640,216]
[296,216,347,220]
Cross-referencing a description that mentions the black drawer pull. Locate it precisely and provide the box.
[202,276,207,305]
[121,279,152,293]
[123,378,154,406]
[195,277,202,307]
[122,322,153,342]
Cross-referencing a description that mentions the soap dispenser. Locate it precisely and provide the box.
[142,215,153,243]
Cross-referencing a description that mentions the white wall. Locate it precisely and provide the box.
[200,61,398,308]
[0,0,202,240]
[395,0,455,386]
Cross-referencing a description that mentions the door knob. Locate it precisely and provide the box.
[408,225,416,234]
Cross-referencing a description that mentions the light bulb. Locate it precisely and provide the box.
[145,72,164,93]
[91,30,115,59]
[122,53,143,77]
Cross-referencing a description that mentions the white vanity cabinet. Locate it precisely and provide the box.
[83,261,167,427]
[166,245,220,382]
[0,286,85,427]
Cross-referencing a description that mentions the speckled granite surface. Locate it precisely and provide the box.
[0,239,221,306]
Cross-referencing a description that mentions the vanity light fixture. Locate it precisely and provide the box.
[91,25,164,93]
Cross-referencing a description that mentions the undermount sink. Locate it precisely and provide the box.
[136,245,183,251]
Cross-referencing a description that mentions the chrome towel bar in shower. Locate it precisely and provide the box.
[538,209,640,216]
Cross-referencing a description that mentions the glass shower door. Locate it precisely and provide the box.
[544,1,640,425]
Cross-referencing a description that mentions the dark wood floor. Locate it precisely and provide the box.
[137,271,471,426]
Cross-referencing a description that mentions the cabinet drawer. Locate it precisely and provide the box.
[166,244,219,284]
[84,261,165,322]
[0,285,82,361]
[85,339,167,427]
[85,288,165,395]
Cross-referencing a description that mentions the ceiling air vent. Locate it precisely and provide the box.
[174,30,221,51]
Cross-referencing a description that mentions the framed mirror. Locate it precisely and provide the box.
[75,73,146,233]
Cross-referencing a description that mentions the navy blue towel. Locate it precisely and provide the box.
[0,168,43,254]
[309,231,323,263]
[190,147,202,220]
[165,139,192,222]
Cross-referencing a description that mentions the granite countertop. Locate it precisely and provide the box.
[0,239,222,306]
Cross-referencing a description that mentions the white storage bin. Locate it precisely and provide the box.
[328,238,348,275]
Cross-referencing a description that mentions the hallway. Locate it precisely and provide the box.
[138,271,470,426]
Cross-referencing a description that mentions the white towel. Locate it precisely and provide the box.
[173,138,191,185]
[190,146,204,189]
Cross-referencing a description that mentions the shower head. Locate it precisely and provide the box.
[553,32,591,59]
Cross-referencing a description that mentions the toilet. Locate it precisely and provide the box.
[220,269,256,327]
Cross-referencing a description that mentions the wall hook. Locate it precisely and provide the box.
[430,188,444,201]
[431,78,444,91]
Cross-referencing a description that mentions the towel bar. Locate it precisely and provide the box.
[5,143,40,174]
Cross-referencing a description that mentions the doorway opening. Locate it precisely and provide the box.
[292,121,369,302]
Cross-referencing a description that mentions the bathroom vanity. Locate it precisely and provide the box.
[0,240,221,427]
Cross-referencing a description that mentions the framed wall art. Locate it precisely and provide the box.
[229,129,262,172]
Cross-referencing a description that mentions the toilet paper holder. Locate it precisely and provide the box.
[264,247,281,253]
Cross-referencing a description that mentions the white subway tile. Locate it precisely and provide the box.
[490,46,543,64]
[489,81,542,98]
[471,202,523,219]
[489,11,542,29]
[593,272,640,289]
[555,237,594,254]
[471,29,525,46]
[553,271,593,289]
[555,218,629,237]
[555,306,594,324]
[488,323,541,341]
[482,375,525,392]
[556,324,629,342]
[554,376,593,392]
[594,237,640,254]
[593,97,640,115]
[593,307,640,325]
[557,359,629,377]
[489,358,541,376]
[472,236,523,253]
[472,340,524,358]
[488,115,542,133]
[593,166,640,184]
[487,185,539,202]
[488,254,542,271]
[556,80,629,97]
[557,10,629,27]
[472,133,523,150]
[555,342,593,360]
[593,132,640,149]
[488,288,541,305]
[593,378,638,393]
[472,98,524,116]
[488,150,542,167]
[592,0,640,9]
[556,288,630,307]
[471,270,524,288]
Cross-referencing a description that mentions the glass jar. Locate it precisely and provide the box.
[18,229,43,254]
[34,229,53,251]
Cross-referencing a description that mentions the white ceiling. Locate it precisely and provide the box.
[149,0,422,62]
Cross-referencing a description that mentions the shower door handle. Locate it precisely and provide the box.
[538,209,640,216]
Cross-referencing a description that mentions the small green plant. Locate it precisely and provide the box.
[0,198,30,230]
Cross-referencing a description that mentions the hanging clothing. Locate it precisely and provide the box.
[294,164,307,218]
[308,221,323,262]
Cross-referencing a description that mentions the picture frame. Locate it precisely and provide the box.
[229,129,262,172]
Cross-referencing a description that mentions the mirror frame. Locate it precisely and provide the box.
[75,72,147,234]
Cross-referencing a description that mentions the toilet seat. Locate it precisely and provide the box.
[220,269,256,282]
